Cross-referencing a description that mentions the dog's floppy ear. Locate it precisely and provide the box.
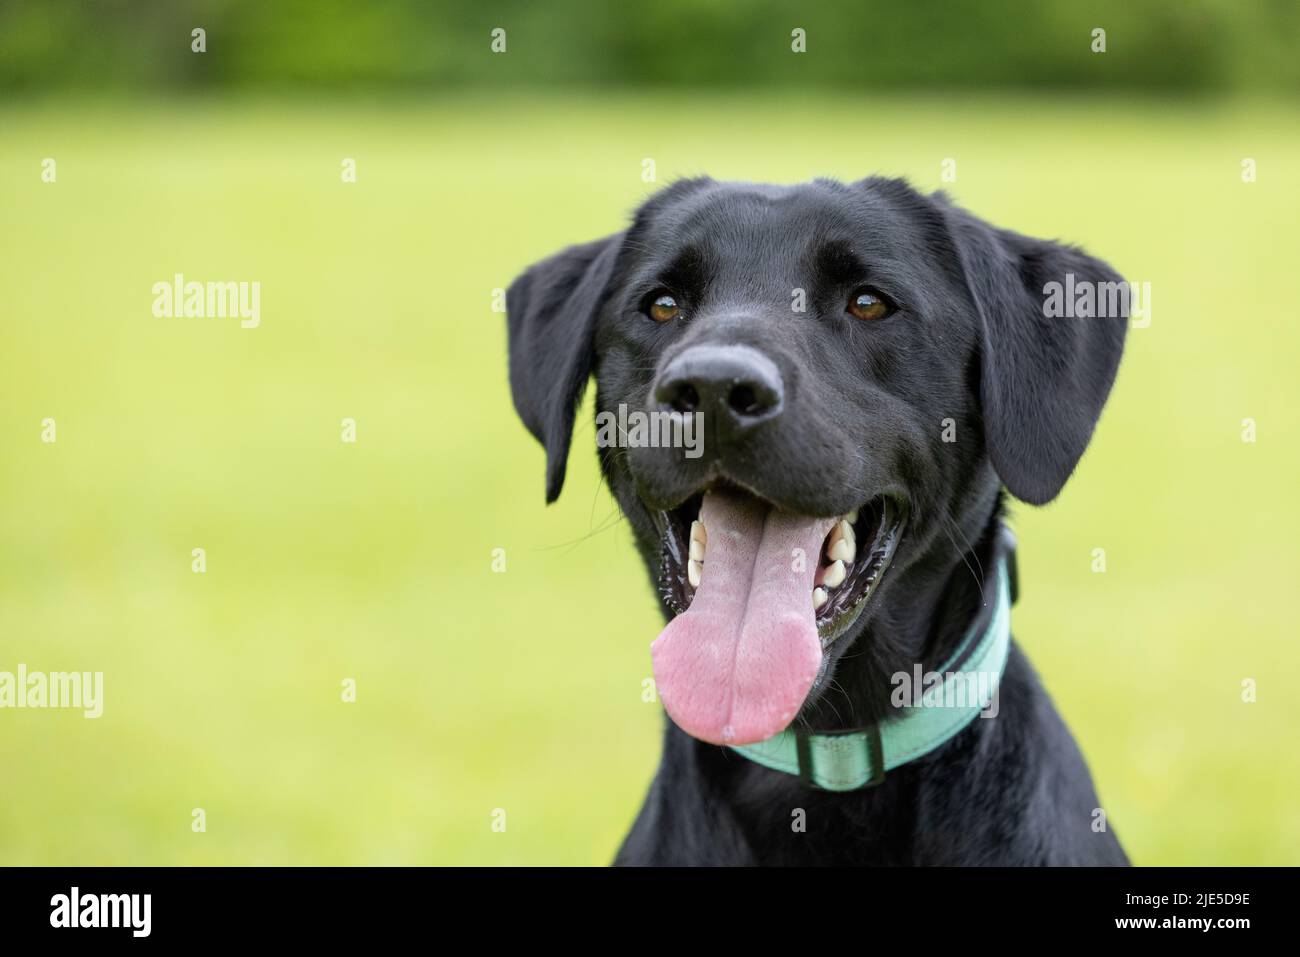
[506,233,623,503]
[945,206,1127,505]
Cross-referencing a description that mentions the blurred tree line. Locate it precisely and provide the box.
[2,0,1296,94]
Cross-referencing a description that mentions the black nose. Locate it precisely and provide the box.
[654,344,784,426]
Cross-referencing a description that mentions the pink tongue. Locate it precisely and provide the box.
[651,489,838,745]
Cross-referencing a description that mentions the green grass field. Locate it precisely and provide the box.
[1,94,1297,865]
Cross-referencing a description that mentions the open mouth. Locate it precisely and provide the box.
[658,491,904,646]
[649,485,905,746]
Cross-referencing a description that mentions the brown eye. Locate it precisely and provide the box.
[847,288,893,321]
[648,293,681,323]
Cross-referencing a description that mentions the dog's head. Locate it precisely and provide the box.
[507,177,1126,746]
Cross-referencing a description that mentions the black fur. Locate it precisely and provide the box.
[506,177,1129,865]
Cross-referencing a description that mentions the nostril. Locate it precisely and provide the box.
[727,382,778,418]
[668,382,700,413]
[728,384,760,416]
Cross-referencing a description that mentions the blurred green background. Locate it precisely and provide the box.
[1,3,1298,865]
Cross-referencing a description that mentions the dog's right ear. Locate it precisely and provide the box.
[506,233,624,503]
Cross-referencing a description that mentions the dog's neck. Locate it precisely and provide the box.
[801,484,1005,732]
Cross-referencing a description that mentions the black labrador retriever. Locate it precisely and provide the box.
[506,177,1129,865]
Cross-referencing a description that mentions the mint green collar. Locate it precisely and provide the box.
[730,541,1015,792]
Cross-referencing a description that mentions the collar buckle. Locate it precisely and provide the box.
[795,722,886,791]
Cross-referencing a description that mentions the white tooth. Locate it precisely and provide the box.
[687,559,702,588]
[845,509,859,524]
[829,536,856,564]
[688,538,705,561]
[690,520,707,544]
[823,559,846,588]
[812,587,828,610]
[826,518,854,549]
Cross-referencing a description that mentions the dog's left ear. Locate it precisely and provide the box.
[506,233,624,503]
[944,205,1128,505]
